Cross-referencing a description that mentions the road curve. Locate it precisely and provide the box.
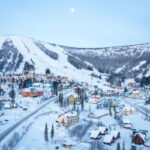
[0,89,72,142]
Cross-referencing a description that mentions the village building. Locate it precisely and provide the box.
[132,131,146,145]
[58,111,79,127]
[110,130,120,140]
[68,93,79,104]
[62,139,76,148]
[123,119,132,129]
[20,88,43,97]
[74,86,83,95]
[4,102,12,109]
[98,126,108,135]
[123,107,134,115]
[90,130,101,140]
[88,96,100,104]
[103,135,114,145]
[90,126,108,140]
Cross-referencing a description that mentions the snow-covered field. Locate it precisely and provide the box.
[1,87,150,150]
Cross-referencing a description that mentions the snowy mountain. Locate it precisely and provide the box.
[0,35,150,83]
[0,36,99,83]
[62,43,150,80]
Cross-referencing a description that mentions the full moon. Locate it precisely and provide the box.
[70,8,75,13]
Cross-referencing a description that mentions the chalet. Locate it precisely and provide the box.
[68,93,79,104]
[74,87,83,95]
[58,111,79,127]
[90,130,101,140]
[103,135,114,145]
[110,131,120,140]
[123,119,132,129]
[90,126,108,139]
[98,126,108,135]
[123,107,134,115]
[132,131,146,145]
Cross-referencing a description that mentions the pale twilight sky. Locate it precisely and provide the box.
[0,0,150,47]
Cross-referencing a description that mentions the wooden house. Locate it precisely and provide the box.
[132,131,146,145]
[90,130,101,140]
[90,126,108,140]
[68,93,79,104]
[98,126,108,135]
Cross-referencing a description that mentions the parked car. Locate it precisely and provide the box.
[23,108,28,111]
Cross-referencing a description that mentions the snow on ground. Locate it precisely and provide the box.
[7,90,150,150]
[115,65,125,73]
[0,36,106,87]
[132,60,146,71]
[145,69,150,77]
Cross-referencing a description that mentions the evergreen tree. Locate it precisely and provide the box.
[117,142,121,150]
[124,87,128,93]
[109,101,112,116]
[45,68,50,74]
[53,81,58,95]
[51,124,54,141]
[81,95,84,111]
[113,105,117,119]
[73,99,76,111]
[89,105,91,113]
[44,123,49,143]
[122,141,125,150]
[0,101,2,110]
[59,93,63,107]
[9,83,15,105]
[77,106,80,114]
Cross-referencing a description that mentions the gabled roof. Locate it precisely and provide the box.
[123,119,131,124]
[133,132,146,142]
[110,130,119,138]
[90,130,100,138]
[98,126,107,134]
[103,135,113,143]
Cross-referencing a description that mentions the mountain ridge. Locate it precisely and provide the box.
[0,35,150,84]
